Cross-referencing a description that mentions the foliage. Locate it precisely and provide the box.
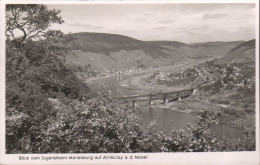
[6,88,255,153]
[6,4,90,153]
[161,111,221,152]
[6,4,67,76]
[7,90,144,153]
[6,4,63,44]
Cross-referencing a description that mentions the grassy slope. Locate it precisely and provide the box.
[158,41,244,59]
[66,32,245,72]
[218,39,255,64]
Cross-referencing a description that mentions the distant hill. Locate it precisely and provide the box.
[155,40,244,59]
[66,32,245,72]
[146,41,187,47]
[67,32,185,71]
[190,41,244,47]
[218,39,255,64]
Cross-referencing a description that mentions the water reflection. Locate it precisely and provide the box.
[140,106,244,138]
[140,106,199,132]
[116,76,122,81]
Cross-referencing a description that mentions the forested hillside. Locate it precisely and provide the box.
[66,33,243,73]
[67,32,184,72]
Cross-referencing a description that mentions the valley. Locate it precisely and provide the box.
[80,38,255,139]
[86,57,255,131]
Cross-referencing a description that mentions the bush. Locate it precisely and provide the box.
[245,108,254,114]
[20,90,146,153]
[7,91,255,153]
[6,34,91,154]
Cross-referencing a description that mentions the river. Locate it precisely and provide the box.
[140,106,199,131]
[86,69,244,139]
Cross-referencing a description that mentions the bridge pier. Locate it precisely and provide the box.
[192,89,197,95]
[148,100,154,106]
[163,98,168,105]
[133,100,138,108]
[118,89,194,106]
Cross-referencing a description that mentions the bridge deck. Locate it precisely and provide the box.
[117,88,194,103]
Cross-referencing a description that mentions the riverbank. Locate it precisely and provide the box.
[159,103,194,113]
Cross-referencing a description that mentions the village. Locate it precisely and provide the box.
[145,61,255,91]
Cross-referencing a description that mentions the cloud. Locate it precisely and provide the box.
[202,13,228,19]
[159,20,174,24]
[47,4,256,43]
[134,18,147,23]
[190,25,210,31]
[153,27,167,31]
[239,26,253,31]
[69,23,102,29]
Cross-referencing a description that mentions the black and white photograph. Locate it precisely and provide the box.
[0,0,259,164]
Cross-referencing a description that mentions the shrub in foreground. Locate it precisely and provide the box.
[6,90,255,153]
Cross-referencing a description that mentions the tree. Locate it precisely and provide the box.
[6,5,65,75]
[6,4,63,45]
[5,5,73,76]
[5,5,90,153]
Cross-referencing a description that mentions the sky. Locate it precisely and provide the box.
[47,3,256,43]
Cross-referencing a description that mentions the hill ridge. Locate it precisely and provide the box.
[218,39,255,64]
[66,32,251,73]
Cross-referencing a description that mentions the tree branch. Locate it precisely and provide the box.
[27,29,44,41]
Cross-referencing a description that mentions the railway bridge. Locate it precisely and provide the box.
[117,88,196,107]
